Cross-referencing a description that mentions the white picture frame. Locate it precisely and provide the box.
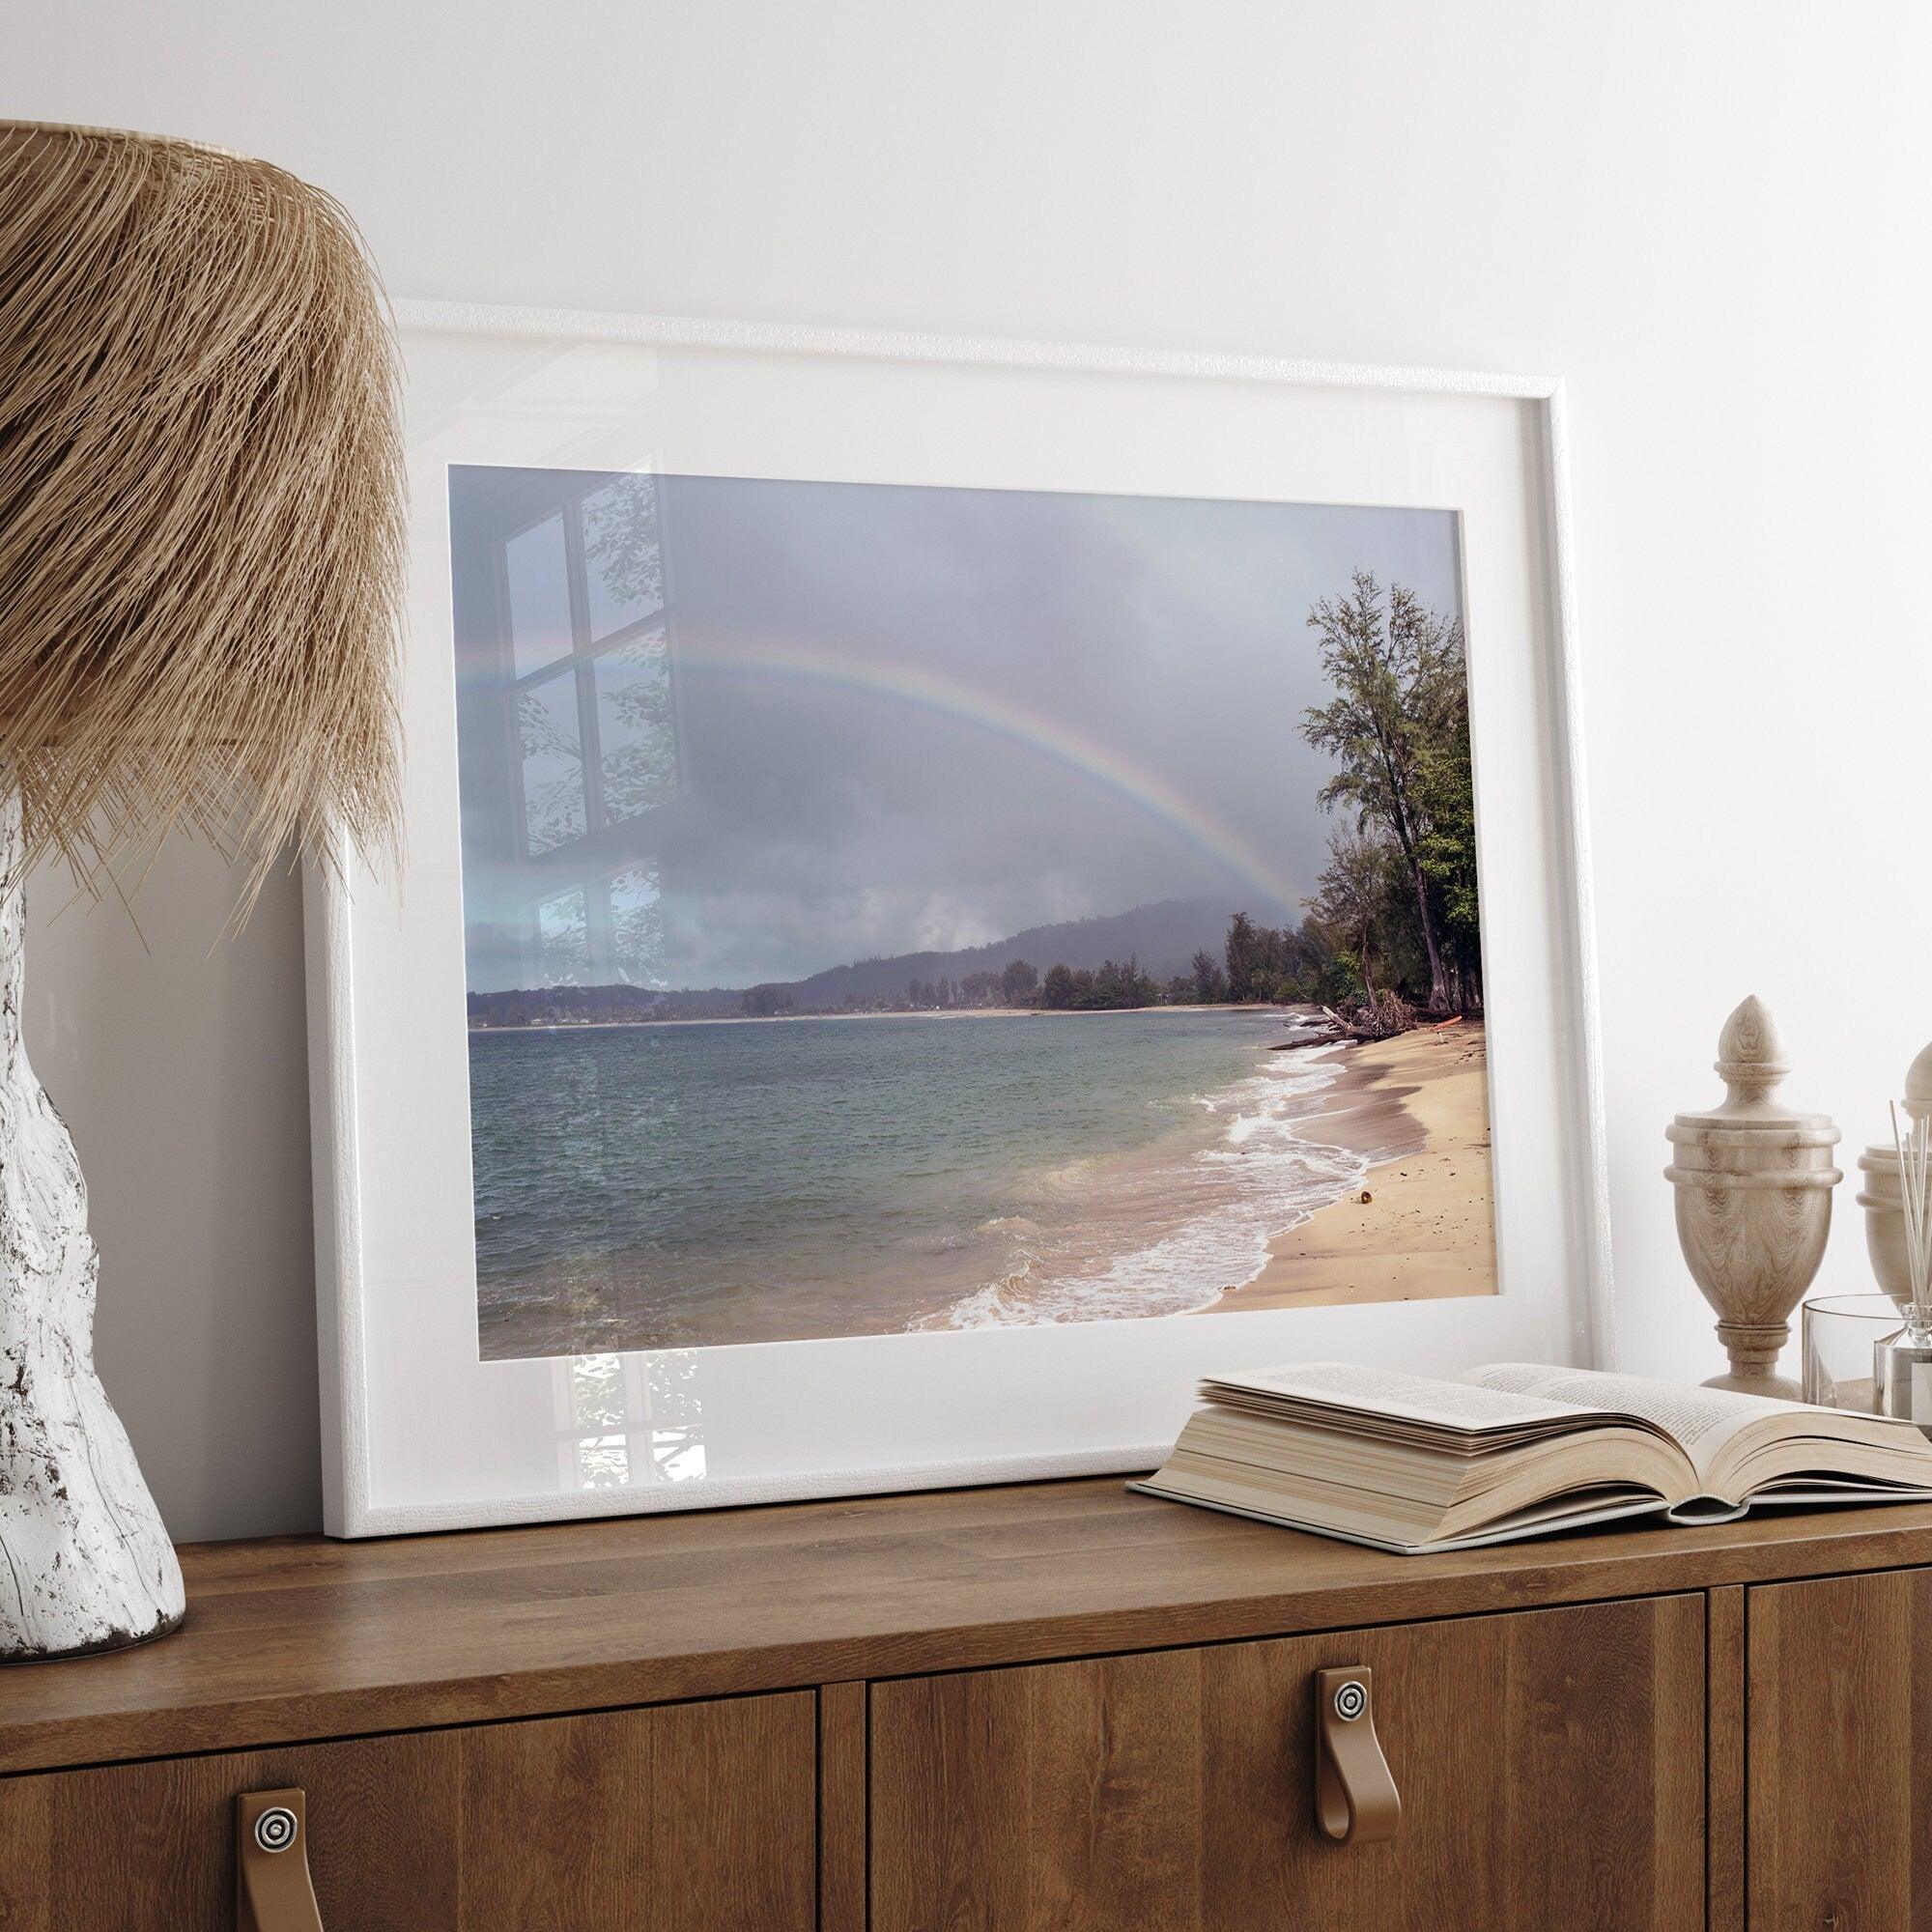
[304,301,1611,1537]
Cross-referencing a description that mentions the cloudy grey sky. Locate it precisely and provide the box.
[455,469,1463,991]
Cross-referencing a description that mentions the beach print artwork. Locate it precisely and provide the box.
[450,465,1498,1358]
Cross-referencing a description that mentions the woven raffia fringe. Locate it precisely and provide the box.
[0,122,403,908]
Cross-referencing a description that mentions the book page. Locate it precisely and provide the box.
[1208,1361,1605,1434]
[1465,1364,1801,1478]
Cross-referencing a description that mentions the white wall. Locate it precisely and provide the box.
[9,1,1932,1542]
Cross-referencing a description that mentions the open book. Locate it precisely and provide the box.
[1132,1361,1932,1553]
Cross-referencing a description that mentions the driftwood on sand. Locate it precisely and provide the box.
[1271,992,1478,1052]
[1285,993,1419,1048]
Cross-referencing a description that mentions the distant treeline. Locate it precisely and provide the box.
[1008,911,1350,1013]
[469,983,681,1028]
[468,910,1369,1028]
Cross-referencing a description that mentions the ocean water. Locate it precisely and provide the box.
[469,1008,1376,1358]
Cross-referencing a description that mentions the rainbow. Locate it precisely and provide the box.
[669,636,1297,912]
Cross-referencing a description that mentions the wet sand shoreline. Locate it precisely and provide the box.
[1207,1021,1496,1313]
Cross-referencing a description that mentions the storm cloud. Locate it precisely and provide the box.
[454,470,1463,992]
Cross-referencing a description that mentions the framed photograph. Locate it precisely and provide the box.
[304,302,1609,1536]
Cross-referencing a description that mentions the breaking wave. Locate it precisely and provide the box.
[919,1041,1370,1329]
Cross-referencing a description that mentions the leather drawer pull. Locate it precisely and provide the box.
[237,1789,325,1931]
[1314,1666,1400,1845]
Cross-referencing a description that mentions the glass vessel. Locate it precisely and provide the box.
[1802,1293,1901,1412]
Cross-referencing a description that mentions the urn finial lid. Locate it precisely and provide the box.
[1857,1039,1932,1165]
[1907,1040,1932,1122]
[1670,994,1835,1134]
[1714,995,1787,1105]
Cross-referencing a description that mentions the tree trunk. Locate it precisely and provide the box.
[1402,851,1450,1010]
[0,790,184,1658]
[1370,734,1451,1012]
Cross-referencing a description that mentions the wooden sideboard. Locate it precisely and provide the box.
[1,1476,1927,1929]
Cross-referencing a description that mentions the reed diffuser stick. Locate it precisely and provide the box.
[1889,1100,1932,1340]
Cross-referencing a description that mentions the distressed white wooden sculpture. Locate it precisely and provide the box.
[0,794,184,1658]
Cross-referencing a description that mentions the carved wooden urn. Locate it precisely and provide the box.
[1856,1040,1932,1310]
[1664,997,1842,1398]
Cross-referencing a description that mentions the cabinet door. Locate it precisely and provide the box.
[1748,1568,1932,1930]
[871,1595,1703,1932]
[0,1690,815,1931]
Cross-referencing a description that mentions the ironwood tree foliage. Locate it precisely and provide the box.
[1299,572,1480,1014]
[1307,825,1394,1000]
[1190,948,1228,1004]
[1219,909,1333,1006]
[1000,958,1039,1004]
[1036,956,1160,1010]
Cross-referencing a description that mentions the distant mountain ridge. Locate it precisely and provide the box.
[773,897,1247,1007]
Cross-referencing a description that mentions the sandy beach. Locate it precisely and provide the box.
[1208,1020,1497,1313]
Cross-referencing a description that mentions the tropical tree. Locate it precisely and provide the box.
[1223,911,1268,1002]
[1415,677,1482,1009]
[1191,948,1227,1004]
[1300,571,1466,1010]
[1001,957,1038,1005]
[1308,826,1394,999]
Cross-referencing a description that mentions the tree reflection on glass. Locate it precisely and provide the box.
[558,1350,705,1490]
[537,890,589,986]
[569,1353,630,1487]
[595,628,676,823]
[582,472,664,639]
[517,673,586,856]
[610,863,668,988]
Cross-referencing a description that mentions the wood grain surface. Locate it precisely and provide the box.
[818,1681,867,1932]
[0,1690,814,1931]
[870,1593,1705,1931]
[3,1478,1932,1776]
[1706,1585,1746,1932]
[1747,1565,1932,1930]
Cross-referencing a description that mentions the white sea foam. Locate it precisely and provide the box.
[924,1042,1372,1330]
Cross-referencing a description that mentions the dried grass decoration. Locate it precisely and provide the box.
[0,121,404,901]
[0,123,405,1661]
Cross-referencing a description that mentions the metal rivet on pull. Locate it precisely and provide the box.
[254,1807,298,1855]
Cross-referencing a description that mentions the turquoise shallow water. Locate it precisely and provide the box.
[469,1007,1365,1358]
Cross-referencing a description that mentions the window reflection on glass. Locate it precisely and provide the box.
[609,863,668,988]
[572,1356,633,1490]
[459,461,694,1360]
[518,672,586,855]
[570,1352,626,1430]
[581,473,664,642]
[595,627,676,823]
[646,1351,705,1483]
[504,512,573,679]
[576,1435,631,1487]
[555,1352,703,1492]
[537,890,589,986]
